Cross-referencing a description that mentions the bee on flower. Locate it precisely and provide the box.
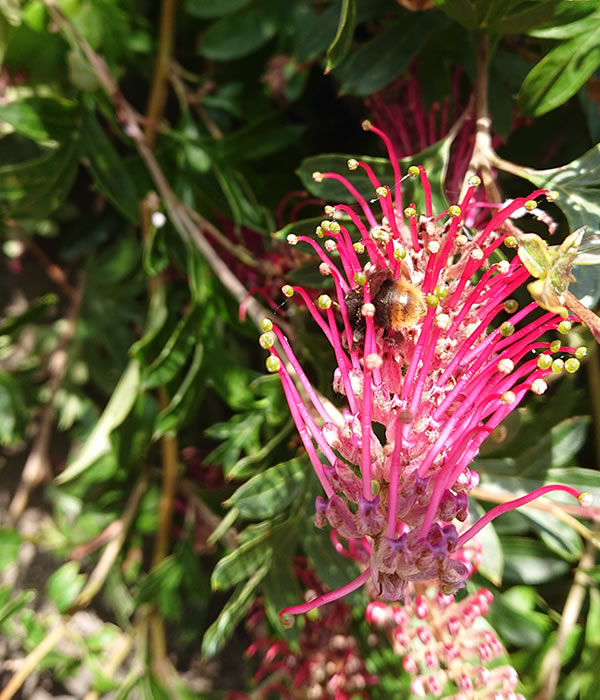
[258,120,592,621]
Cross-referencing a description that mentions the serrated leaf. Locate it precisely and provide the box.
[502,537,571,584]
[211,531,273,590]
[81,109,139,221]
[57,360,141,483]
[525,144,600,232]
[325,0,356,74]
[226,457,307,520]
[46,561,86,613]
[0,528,20,570]
[518,21,600,117]
[336,13,449,96]
[201,560,270,658]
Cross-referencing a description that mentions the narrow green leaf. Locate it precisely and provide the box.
[325,0,356,74]
[499,0,598,35]
[211,531,273,591]
[502,537,571,584]
[57,359,141,483]
[130,284,168,360]
[469,500,503,585]
[0,528,20,570]
[226,457,307,520]
[46,561,86,613]
[201,560,270,659]
[142,306,200,390]
[152,342,204,438]
[81,110,139,221]
[0,588,35,626]
[518,21,600,117]
[0,294,57,336]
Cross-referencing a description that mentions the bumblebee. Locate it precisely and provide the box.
[345,271,426,342]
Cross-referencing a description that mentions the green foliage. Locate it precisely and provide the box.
[0,0,598,697]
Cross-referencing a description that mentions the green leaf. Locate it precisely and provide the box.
[502,537,571,584]
[199,4,279,60]
[0,134,80,218]
[297,138,450,218]
[431,0,477,30]
[57,360,141,483]
[201,560,270,658]
[130,284,168,360]
[81,109,139,222]
[498,0,598,35]
[152,342,204,438]
[142,306,200,390]
[336,13,449,96]
[518,20,600,117]
[186,0,250,17]
[0,528,20,570]
[134,556,183,619]
[0,588,34,626]
[302,525,360,597]
[469,500,503,585]
[0,293,57,335]
[525,144,600,231]
[46,561,86,613]
[521,509,583,561]
[226,457,307,520]
[0,96,80,143]
[261,548,302,642]
[324,0,356,74]
[205,412,265,477]
[211,531,274,590]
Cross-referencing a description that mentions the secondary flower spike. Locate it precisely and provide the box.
[259,122,592,619]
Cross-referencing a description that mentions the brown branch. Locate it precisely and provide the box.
[8,282,83,524]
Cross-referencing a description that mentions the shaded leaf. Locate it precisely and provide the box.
[201,561,270,658]
[57,360,141,483]
[502,537,571,584]
[211,531,274,590]
[325,0,356,74]
[0,96,80,143]
[226,457,307,520]
[81,109,139,221]
[518,20,600,117]
[0,528,20,571]
[199,4,279,60]
[336,13,449,96]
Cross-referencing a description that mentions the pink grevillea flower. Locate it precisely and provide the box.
[366,587,522,699]
[259,122,591,620]
[228,558,377,700]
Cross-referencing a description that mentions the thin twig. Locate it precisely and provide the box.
[71,471,149,610]
[0,623,68,700]
[8,282,83,524]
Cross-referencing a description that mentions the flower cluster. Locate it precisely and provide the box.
[366,587,522,699]
[228,559,377,700]
[259,121,591,619]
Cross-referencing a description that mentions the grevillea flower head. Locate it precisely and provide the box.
[260,122,592,620]
[366,586,522,699]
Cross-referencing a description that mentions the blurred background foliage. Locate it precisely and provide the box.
[0,0,600,698]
